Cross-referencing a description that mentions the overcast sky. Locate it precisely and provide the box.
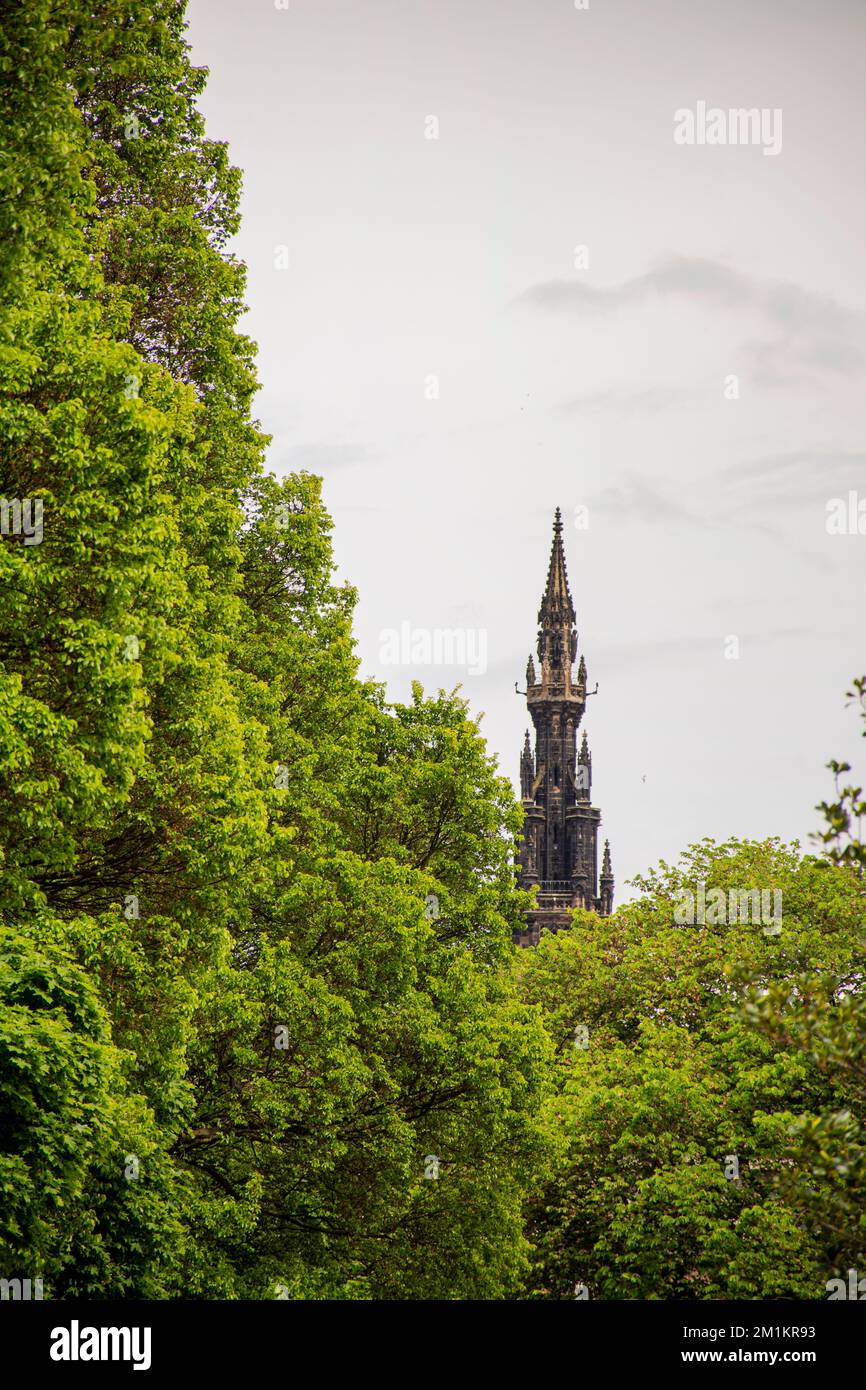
[186,0,866,900]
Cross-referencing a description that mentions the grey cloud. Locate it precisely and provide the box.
[596,627,813,671]
[519,256,856,333]
[275,440,378,473]
[520,256,865,386]
[723,447,866,491]
[517,257,747,314]
[589,475,702,525]
[583,471,834,571]
[561,384,700,417]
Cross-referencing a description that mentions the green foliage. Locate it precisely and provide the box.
[815,675,866,875]
[0,923,184,1297]
[0,0,552,1300]
[7,0,862,1304]
[516,839,865,1299]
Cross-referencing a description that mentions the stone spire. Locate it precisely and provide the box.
[539,507,575,623]
[520,729,534,800]
[514,508,614,945]
[577,728,591,800]
[536,507,578,686]
[600,838,615,916]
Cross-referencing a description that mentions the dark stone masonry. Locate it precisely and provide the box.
[514,508,613,947]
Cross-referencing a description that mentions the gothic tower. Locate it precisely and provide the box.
[514,508,614,946]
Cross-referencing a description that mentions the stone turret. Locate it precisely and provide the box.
[514,509,614,946]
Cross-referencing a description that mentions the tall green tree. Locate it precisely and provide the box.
[0,0,212,1295]
[743,675,866,1285]
[1,0,553,1299]
[516,838,864,1298]
[169,471,553,1298]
